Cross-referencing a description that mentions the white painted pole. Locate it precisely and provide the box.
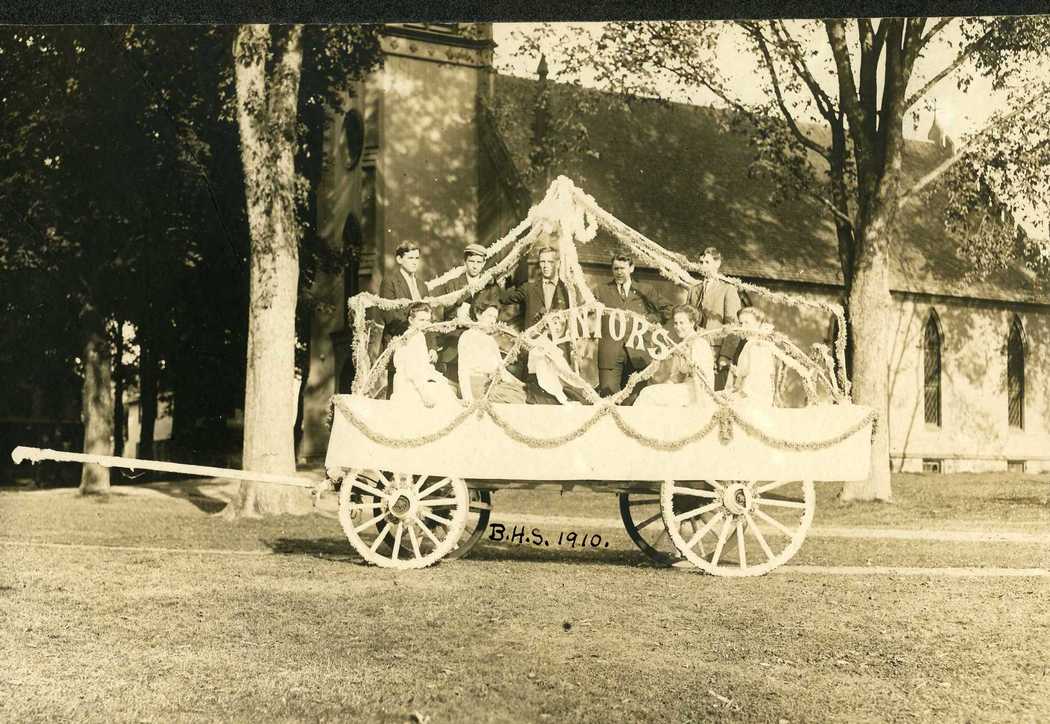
[10,447,318,489]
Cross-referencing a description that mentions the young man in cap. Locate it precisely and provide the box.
[436,243,502,384]
[686,246,742,390]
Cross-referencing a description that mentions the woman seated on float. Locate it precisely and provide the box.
[390,302,460,408]
[457,299,527,404]
[526,313,589,405]
[635,305,715,407]
[730,306,778,406]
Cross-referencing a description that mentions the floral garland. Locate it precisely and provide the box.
[333,389,876,454]
[572,184,852,397]
[346,175,854,406]
[339,308,868,454]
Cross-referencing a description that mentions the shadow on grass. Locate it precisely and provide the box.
[264,536,355,559]
[455,543,654,568]
[146,477,232,514]
[259,537,656,569]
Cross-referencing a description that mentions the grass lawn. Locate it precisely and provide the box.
[1,472,1048,722]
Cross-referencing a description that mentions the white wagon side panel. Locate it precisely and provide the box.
[326,395,873,482]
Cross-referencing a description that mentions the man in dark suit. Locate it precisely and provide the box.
[593,254,673,404]
[378,241,432,397]
[501,246,571,331]
[436,243,502,384]
[686,246,742,390]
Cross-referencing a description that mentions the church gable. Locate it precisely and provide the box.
[487,73,1049,306]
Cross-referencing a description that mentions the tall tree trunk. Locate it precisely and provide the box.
[79,306,113,495]
[840,206,894,502]
[138,332,157,460]
[113,321,125,457]
[222,24,312,519]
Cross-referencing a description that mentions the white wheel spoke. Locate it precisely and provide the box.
[390,523,404,559]
[674,500,721,523]
[418,497,459,508]
[407,524,422,559]
[423,511,452,527]
[709,517,734,567]
[411,515,442,546]
[759,497,807,510]
[671,486,718,499]
[736,521,747,570]
[685,511,724,550]
[754,508,795,537]
[413,475,429,492]
[355,511,386,533]
[757,480,793,494]
[744,512,775,561]
[704,480,725,492]
[418,477,451,499]
[375,470,392,488]
[352,479,385,499]
[370,522,392,552]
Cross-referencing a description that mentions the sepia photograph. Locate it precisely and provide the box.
[1,9,1048,722]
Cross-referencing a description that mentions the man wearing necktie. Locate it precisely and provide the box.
[593,253,673,404]
[379,241,434,397]
[501,246,571,332]
[685,246,742,390]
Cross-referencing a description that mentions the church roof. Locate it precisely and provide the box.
[489,73,1049,306]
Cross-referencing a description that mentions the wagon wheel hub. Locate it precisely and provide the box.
[722,482,754,516]
[389,493,413,518]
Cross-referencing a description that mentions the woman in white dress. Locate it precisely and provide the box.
[526,313,589,405]
[731,306,778,406]
[457,300,527,404]
[390,302,460,407]
[635,305,715,407]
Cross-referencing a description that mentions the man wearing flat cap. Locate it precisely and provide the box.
[436,243,502,384]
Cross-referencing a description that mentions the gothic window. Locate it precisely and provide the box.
[1007,315,1025,429]
[923,311,942,427]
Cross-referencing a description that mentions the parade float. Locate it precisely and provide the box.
[13,177,875,575]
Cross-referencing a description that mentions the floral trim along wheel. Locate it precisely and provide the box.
[338,469,468,569]
[660,479,814,576]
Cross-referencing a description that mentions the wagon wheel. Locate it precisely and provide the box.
[620,487,717,566]
[338,469,468,569]
[446,488,493,560]
[661,479,814,577]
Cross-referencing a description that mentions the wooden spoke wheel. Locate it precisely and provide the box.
[446,488,493,560]
[620,485,719,566]
[661,479,814,577]
[338,469,468,569]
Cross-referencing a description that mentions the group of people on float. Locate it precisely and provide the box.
[377,239,778,409]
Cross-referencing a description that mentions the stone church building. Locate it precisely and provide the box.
[299,23,1050,474]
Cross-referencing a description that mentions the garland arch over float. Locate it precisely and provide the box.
[346,176,851,403]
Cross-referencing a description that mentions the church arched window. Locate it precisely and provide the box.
[1007,315,1025,429]
[923,310,942,427]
